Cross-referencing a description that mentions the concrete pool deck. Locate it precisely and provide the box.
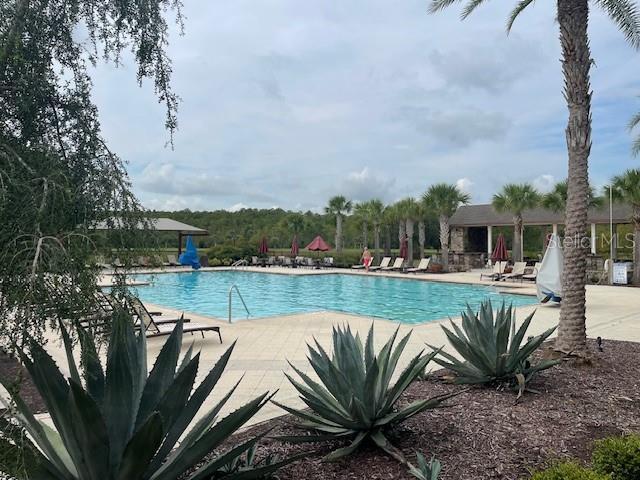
[23,268,640,430]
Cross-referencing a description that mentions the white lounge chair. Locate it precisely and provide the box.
[407,258,430,273]
[382,257,404,271]
[501,261,527,281]
[523,262,542,282]
[480,261,507,280]
[369,257,391,271]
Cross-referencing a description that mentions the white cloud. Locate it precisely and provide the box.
[339,167,395,202]
[533,174,556,193]
[456,177,473,195]
[227,203,250,212]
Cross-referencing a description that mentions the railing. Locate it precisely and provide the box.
[228,284,250,323]
[231,259,248,267]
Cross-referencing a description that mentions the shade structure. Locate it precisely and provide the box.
[258,236,269,255]
[491,233,509,262]
[399,235,408,259]
[306,235,331,252]
[290,235,299,256]
[178,235,201,269]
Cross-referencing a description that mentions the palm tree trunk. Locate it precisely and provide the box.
[513,215,523,262]
[556,0,592,355]
[374,224,381,263]
[336,214,343,253]
[398,220,405,244]
[406,219,414,266]
[418,221,425,259]
[362,221,368,248]
[633,210,640,285]
[439,215,450,271]
[384,226,391,256]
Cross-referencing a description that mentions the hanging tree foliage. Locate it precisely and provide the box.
[0,0,183,348]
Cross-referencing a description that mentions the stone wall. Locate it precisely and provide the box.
[450,227,465,253]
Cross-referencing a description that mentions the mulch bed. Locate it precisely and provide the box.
[0,350,46,413]
[197,338,640,480]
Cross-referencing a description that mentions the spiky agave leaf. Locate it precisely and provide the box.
[0,308,298,479]
[429,301,559,392]
[274,324,461,463]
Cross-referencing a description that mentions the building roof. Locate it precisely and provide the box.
[94,217,208,235]
[449,203,632,227]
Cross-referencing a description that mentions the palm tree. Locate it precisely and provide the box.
[428,0,640,362]
[416,202,429,259]
[608,169,640,284]
[325,195,352,253]
[382,205,397,256]
[287,213,305,235]
[353,202,371,248]
[364,199,385,262]
[631,111,640,156]
[493,184,540,263]
[542,180,604,214]
[396,198,421,266]
[422,183,470,271]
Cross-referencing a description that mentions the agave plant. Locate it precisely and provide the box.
[429,301,559,396]
[408,453,441,480]
[274,324,460,463]
[0,309,295,480]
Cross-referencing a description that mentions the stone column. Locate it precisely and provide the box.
[552,224,558,236]
[590,223,597,254]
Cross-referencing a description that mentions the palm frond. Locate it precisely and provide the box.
[507,0,536,32]
[429,0,466,14]
[461,0,491,19]
[595,0,640,49]
[630,111,640,156]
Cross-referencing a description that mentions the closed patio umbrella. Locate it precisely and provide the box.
[291,235,299,256]
[491,233,509,262]
[258,236,269,255]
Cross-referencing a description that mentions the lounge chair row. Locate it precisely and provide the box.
[82,292,222,342]
[351,257,431,273]
[480,261,541,282]
[97,254,183,269]
[251,256,334,268]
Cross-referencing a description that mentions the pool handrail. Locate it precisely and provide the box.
[228,284,251,323]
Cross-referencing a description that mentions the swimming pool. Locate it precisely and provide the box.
[131,271,537,324]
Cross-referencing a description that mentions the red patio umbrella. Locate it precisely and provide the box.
[306,235,331,252]
[491,233,509,262]
[399,235,408,259]
[258,236,269,255]
[290,235,299,256]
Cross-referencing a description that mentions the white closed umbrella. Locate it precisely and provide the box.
[536,233,563,304]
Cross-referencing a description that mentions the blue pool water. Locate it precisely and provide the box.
[132,271,537,324]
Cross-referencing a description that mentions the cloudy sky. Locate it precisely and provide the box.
[90,0,640,212]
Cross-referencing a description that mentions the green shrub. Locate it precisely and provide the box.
[429,301,559,397]
[208,240,255,261]
[274,324,461,462]
[592,434,640,480]
[0,309,296,479]
[531,462,610,479]
[209,257,222,267]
